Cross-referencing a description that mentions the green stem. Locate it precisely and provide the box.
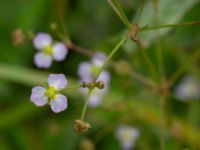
[134,0,146,25]
[80,37,127,121]
[169,49,200,86]
[54,0,72,45]
[153,3,165,83]
[140,21,200,32]
[107,0,132,29]
[81,90,93,121]
[65,85,82,92]
[152,2,166,150]
[139,46,158,80]
[95,37,127,79]
[160,95,167,150]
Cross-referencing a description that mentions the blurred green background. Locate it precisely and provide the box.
[0,0,200,149]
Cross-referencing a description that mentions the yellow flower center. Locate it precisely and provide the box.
[91,65,100,77]
[45,86,57,99]
[43,45,53,55]
[121,131,132,141]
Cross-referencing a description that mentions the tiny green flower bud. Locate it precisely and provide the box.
[82,81,96,90]
[96,81,104,89]
[74,119,91,133]
[82,82,87,88]
[50,22,57,30]
[87,81,96,89]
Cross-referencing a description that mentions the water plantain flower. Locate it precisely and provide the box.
[33,33,68,68]
[175,75,200,101]
[115,125,139,150]
[77,52,110,107]
[30,74,68,113]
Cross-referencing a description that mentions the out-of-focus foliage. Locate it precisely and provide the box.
[0,0,200,150]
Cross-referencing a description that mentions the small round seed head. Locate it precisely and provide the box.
[74,119,91,133]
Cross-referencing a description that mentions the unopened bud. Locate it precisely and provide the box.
[82,82,87,88]
[96,81,104,89]
[50,22,57,30]
[74,119,91,133]
[12,28,25,46]
[82,81,96,90]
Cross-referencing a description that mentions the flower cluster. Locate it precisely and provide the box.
[31,74,68,113]
[78,52,110,107]
[33,33,68,68]
[174,75,200,101]
[115,125,140,150]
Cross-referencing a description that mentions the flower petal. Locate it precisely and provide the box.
[79,88,103,107]
[175,75,200,100]
[92,52,106,67]
[77,62,92,82]
[52,42,68,61]
[34,52,52,68]
[50,94,68,113]
[30,86,48,106]
[48,74,67,90]
[33,33,52,50]
[88,94,102,107]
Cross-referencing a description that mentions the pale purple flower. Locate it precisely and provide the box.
[78,52,108,83]
[115,125,140,150]
[33,33,68,68]
[175,75,200,101]
[30,74,68,113]
[77,52,110,107]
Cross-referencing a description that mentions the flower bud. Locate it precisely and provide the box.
[12,28,25,46]
[74,119,91,133]
[50,22,57,30]
[82,82,87,88]
[82,81,96,90]
[96,81,104,89]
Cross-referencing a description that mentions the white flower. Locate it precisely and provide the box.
[77,52,110,107]
[33,33,68,68]
[30,74,68,113]
[115,125,140,150]
[175,75,200,101]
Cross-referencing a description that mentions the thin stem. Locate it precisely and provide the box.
[70,43,94,57]
[169,49,200,86]
[138,45,158,80]
[140,21,200,32]
[134,0,146,25]
[95,37,128,79]
[153,1,165,83]
[159,95,167,150]
[54,0,72,45]
[129,70,158,91]
[65,85,82,92]
[152,1,166,150]
[81,90,93,121]
[107,0,132,29]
